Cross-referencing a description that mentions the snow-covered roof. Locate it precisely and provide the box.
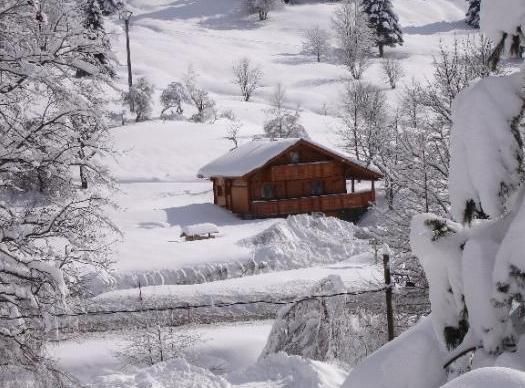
[181,223,219,236]
[198,138,382,179]
[198,138,300,178]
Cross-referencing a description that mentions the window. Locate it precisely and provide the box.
[289,151,300,163]
[311,180,324,196]
[261,183,274,199]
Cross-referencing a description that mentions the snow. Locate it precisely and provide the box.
[342,317,447,388]
[449,73,524,222]
[198,138,300,178]
[49,321,347,388]
[410,214,467,349]
[43,0,495,385]
[89,358,231,388]
[441,367,525,388]
[95,253,382,310]
[181,222,219,236]
[480,0,525,42]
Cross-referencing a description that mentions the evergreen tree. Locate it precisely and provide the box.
[465,0,480,28]
[361,0,403,57]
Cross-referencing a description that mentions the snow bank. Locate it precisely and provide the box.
[89,358,230,388]
[441,367,525,388]
[241,214,371,270]
[341,317,447,388]
[90,214,372,295]
[449,73,524,222]
[227,352,347,388]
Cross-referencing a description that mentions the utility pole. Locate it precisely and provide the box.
[120,9,134,112]
[383,251,395,341]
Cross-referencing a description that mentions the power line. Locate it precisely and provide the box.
[50,287,387,319]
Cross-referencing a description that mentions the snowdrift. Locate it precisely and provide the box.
[442,367,525,388]
[240,214,370,270]
[91,214,371,294]
[87,353,346,388]
[341,317,447,388]
[88,358,230,388]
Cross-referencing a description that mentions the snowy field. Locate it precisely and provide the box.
[48,0,478,385]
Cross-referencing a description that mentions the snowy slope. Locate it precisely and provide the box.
[53,0,481,385]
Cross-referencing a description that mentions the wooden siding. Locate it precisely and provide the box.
[270,161,343,181]
[251,191,375,218]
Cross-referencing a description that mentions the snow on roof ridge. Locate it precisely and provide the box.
[197,137,381,178]
[197,138,301,178]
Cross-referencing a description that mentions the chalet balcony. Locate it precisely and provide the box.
[250,191,375,218]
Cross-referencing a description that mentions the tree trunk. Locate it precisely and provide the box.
[80,166,88,189]
[378,44,384,58]
[383,253,395,341]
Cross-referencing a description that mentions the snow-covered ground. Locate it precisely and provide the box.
[47,0,480,385]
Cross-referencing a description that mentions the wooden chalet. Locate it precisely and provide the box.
[198,138,383,220]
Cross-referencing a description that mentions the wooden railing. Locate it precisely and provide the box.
[251,191,375,218]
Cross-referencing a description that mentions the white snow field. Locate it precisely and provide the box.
[48,0,481,386]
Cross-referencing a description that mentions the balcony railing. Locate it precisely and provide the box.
[251,191,375,218]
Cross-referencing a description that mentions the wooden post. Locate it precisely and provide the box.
[351,179,355,193]
[383,253,395,341]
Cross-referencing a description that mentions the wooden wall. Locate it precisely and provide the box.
[210,142,378,217]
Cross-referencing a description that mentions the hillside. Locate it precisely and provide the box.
[49,0,475,386]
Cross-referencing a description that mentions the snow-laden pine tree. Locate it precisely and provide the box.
[0,0,116,384]
[343,2,525,387]
[465,0,480,28]
[361,0,403,57]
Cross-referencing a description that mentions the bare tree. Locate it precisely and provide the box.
[302,26,330,63]
[120,324,199,367]
[381,58,404,89]
[232,57,263,102]
[226,120,243,150]
[244,0,276,20]
[264,84,308,139]
[0,0,117,383]
[339,81,387,162]
[122,77,154,122]
[160,81,191,119]
[332,0,374,79]
[184,66,216,122]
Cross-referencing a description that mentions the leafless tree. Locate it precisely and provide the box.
[226,120,243,150]
[264,84,308,139]
[339,81,387,163]
[302,26,330,62]
[332,0,374,79]
[184,66,216,122]
[244,0,277,20]
[160,81,191,119]
[122,77,155,122]
[381,57,404,89]
[232,57,263,102]
[0,0,118,383]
